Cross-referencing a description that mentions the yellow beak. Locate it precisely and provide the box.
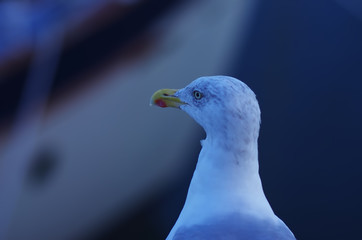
[150,89,185,108]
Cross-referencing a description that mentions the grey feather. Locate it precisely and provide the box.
[156,76,296,240]
[173,213,295,240]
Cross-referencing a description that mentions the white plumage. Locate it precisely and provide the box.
[151,76,295,240]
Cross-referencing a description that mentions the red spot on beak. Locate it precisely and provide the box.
[155,99,167,108]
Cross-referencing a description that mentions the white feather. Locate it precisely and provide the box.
[166,76,295,240]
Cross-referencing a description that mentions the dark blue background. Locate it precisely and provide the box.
[1,1,361,239]
[236,1,362,239]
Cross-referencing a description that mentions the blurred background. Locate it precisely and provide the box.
[0,0,362,239]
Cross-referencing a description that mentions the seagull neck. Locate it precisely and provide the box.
[203,130,260,167]
[183,135,274,217]
[198,135,260,183]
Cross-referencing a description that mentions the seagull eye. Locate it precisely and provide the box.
[193,90,203,100]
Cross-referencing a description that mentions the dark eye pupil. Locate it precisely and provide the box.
[193,91,202,99]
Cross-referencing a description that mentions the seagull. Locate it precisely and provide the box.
[150,76,296,240]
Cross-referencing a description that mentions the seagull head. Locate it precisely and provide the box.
[151,76,261,144]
